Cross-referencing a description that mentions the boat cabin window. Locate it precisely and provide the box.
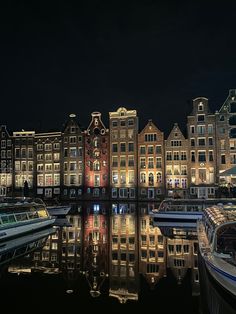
[216,225,236,258]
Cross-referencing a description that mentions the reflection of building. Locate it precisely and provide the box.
[83,204,109,296]
[166,236,198,285]
[138,120,164,200]
[13,131,35,196]
[109,203,138,303]
[165,123,189,198]
[109,107,138,200]
[33,215,82,279]
[139,203,166,288]
[84,112,109,199]
[62,114,84,200]
[187,98,216,198]
[35,132,61,199]
[0,125,13,196]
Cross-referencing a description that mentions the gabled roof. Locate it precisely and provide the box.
[218,89,236,114]
[139,119,163,135]
[166,123,186,141]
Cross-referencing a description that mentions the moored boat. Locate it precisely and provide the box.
[0,201,56,242]
[152,198,236,222]
[46,205,71,216]
[197,205,236,297]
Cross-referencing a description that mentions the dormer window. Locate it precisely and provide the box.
[198,102,204,111]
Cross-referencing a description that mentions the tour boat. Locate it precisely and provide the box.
[197,205,236,297]
[46,205,71,216]
[151,198,236,222]
[0,201,56,242]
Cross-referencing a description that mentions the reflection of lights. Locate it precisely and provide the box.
[66,289,73,294]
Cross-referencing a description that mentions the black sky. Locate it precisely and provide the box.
[0,0,236,134]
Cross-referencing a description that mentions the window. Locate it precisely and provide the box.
[156,145,161,154]
[198,151,206,162]
[45,174,53,186]
[69,136,76,144]
[37,144,43,150]
[112,120,119,128]
[198,103,204,111]
[140,146,146,154]
[166,152,172,160]
[54,143,60,149]
[208,125,213,134]
[45,143,52,151]
[209,151,214,162]
[128,155,134,167]
[166,166,172,175]
[112,171,118,184]
[140,173,146,183]
[120,143,126,152]
[120,171,126,184]
[120,120,126,126]
[221,154,226,164]
[93,161,100,171]
[181,165,187,175]
[191,138,195,146]
[112,156,118,167]
[120,156,126,167]
[128,129,134,139]
[181,151,187,160]
[190,126,195,134]
[70,175,76,185]
[112,143,118,153]
[171,140,182,146]
[197,115,205,122]
[120,130,126,138]
[199,169,206,182]
[148,157,154,168]
[156,157,162,168]
[198,138,205,146]
[157,172,162,183]
[191,151,195,162]
[173,152,179,160]
[140,157,146,169]
[208,138,213,146]
[70,162,77,171]
[148,145,154,154]
[148,173,154,186]
[128,170,134,184]
[70,148,77,157]
[174,166,180,175]
[128,119,134,126]
[45,154,52,161]
[128,142,134,152]
[197,125,206,135]
[145,133,157,142]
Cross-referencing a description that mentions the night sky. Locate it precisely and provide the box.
[0,1,236,134]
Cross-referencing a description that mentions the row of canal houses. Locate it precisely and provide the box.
[1,89,236,200]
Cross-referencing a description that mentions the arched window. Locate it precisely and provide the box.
[148,173,154,186]
[93,161,100,171]
[140,173,146,183]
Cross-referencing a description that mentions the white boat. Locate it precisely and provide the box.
[46,205,71,216]
[152,198,236,222]
[0,201,56,242]
[197,205,236,297]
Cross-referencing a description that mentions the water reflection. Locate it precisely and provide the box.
[0,202,235,313]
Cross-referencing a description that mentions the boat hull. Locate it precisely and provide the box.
[201,254,236,298]
[47,206,71,216]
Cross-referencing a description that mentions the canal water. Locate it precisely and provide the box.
[0,202,235,314]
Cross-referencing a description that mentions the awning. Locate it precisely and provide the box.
[220,166,236,176]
